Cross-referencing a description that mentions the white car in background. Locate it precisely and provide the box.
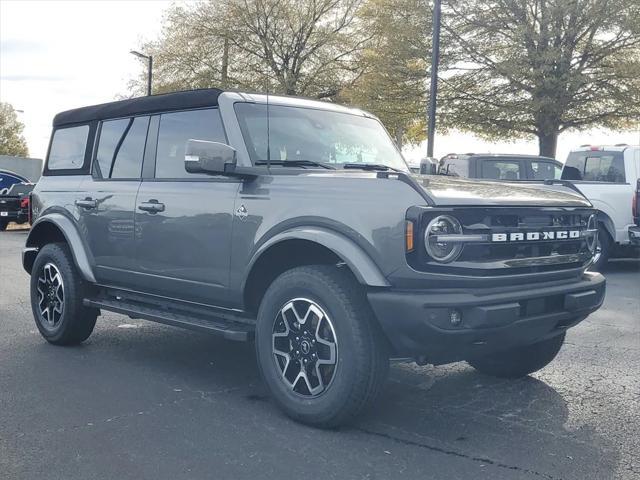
[561,144,640,270]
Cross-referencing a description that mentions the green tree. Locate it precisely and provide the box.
[0,102,29,157]
[342,0,431,148]
[131,0,367,99]
[441,0,640,157]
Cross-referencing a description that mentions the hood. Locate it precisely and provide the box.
[416,175,592,207]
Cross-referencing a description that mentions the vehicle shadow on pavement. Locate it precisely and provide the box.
[358,363,621,479]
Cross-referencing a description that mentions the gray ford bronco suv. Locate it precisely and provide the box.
[24,89,605,427]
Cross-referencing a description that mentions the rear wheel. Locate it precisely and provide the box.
[30,243,98,345]
[468,333,565,379]
[0,221,7,231]
[255,265,389,428]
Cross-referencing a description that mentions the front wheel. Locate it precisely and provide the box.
[467,333,565,379]
[255,265,389,428]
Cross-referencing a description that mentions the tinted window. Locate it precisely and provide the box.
[481,160,522,180]
[95,119,129,178]
[562,152,626,182]
[531,161,562,180]
[155,109,226,178]
[48,125,89,170]
[94,117,148,179]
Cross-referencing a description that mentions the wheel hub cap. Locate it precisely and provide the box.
[272,298,338,397]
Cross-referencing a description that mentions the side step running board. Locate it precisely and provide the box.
[83,298,254,341]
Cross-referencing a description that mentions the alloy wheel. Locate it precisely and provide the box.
[272,298,338,397]
[37,262,64,328]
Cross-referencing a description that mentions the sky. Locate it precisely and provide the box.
[1,0,638,162]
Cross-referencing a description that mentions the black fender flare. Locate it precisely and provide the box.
[244,226,390,289]
[24,213,96,283]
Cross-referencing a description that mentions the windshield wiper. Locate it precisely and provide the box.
[342,163,404,173]
[255,160,335,170]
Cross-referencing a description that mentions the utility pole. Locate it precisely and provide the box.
[426,0,441,158]
[130,50,153,96]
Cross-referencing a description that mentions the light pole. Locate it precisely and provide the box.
[130,50,153,96]
[426,0,441,158]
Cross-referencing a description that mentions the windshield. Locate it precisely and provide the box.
[234,103,408,170]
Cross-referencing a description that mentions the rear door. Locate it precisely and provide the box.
[133,108,240,307]
[77,115,149,287]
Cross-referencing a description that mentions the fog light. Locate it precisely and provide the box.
[449,309,462,326]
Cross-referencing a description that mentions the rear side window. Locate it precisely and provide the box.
[481,160,522,180]
[155,108,226,179]
[48,125,90,170]
[562,152,626,182]
[531,161,562,180]
[94,116,149,179]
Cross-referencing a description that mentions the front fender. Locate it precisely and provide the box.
[24,213,96,283]
[246,226,390,288]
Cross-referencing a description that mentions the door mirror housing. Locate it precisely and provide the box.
[185,140,237,175]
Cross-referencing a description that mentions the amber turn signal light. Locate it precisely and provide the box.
[405,220,415,252]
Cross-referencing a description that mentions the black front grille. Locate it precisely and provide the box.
[407,206,595,276]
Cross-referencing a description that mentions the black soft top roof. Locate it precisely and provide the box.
[53,88,223,127]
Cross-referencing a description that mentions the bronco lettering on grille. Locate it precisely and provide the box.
[492,230,581,242]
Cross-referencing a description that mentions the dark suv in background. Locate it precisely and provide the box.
[439,153,563,181]
[24,89,605,427]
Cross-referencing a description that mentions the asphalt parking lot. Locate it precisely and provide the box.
[1,229,638,480]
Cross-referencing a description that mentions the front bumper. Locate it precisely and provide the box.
[368,271,605,364]
[629,226,640,246]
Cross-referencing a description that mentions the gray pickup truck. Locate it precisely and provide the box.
[24,89,605,427]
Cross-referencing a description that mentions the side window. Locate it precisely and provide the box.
[94,116,149,179]
[48,125,90,170]
[481,160,522,180]
[562,152,626,182]
[155,108,226,179]
[531,161,561,180]
[584,155,626,183]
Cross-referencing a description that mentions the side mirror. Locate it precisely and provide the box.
[420,157,437,175]
[185,140,237,175]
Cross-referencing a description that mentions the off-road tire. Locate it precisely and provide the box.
[468,333,566,379]
[255,265,389,428]
[30,243,98,345]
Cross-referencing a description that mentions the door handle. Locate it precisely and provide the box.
[75,198,97,209]
[138,200,165,213]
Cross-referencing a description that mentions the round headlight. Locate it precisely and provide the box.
[424,215,464,263]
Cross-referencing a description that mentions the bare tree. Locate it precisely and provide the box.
[131,0,366,99]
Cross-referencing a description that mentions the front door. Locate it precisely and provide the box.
[133,108,240,306]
